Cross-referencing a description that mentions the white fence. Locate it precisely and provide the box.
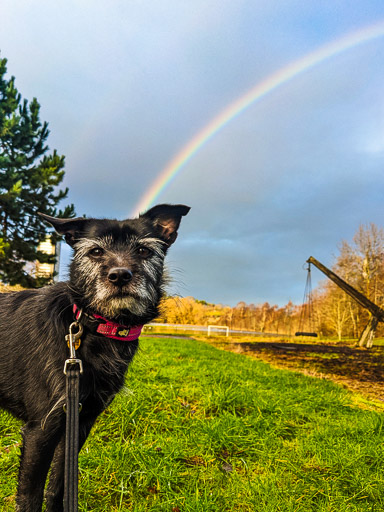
[143,323,285,337]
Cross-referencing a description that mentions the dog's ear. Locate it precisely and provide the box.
[38,213,89,247]
[140,204,190,245]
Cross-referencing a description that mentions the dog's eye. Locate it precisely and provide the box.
[137,246,152,259]
[89,247,104,258]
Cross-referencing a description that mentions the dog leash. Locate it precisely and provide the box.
[63,307,142,511]
[63,316,83,512]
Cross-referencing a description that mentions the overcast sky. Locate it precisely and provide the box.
[2,1,384,306]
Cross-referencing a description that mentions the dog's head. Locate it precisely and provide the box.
[39,204,190,323]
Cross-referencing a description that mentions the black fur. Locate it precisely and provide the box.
[0,204,189,511]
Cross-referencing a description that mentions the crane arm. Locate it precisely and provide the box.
[307,256,384,321]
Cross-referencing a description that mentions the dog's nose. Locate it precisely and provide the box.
[108,268,133,286]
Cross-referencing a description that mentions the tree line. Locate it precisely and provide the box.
[159,223,384,341]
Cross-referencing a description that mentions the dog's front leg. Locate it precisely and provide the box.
[44,434,65,512]
[45,415,98,512]
[16,421,64,512]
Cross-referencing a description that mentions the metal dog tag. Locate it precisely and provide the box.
[66,335,81,350]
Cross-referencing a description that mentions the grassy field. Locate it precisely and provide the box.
[1,336,384,511]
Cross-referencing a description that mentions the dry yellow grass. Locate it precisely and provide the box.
[0,283,25,293]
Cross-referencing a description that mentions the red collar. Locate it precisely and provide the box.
[73,305,143,341]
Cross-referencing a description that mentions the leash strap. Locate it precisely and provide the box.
[64,361,81,512]
[64,320,83,512]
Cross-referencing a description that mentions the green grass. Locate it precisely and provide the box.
[1,336,384,511]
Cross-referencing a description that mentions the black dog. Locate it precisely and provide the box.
[0,203,189,512]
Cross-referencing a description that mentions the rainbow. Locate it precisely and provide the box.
[132,20,384,216]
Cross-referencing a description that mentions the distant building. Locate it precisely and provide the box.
[35,237,61,282]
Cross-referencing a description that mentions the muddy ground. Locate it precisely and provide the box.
[208,339,384,405]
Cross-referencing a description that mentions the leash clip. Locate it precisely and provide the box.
[63,358,83,375]
[64,321,84,374]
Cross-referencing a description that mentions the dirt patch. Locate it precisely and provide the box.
[209,340,384,404]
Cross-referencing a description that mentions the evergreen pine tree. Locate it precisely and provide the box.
[0,57,75,287]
